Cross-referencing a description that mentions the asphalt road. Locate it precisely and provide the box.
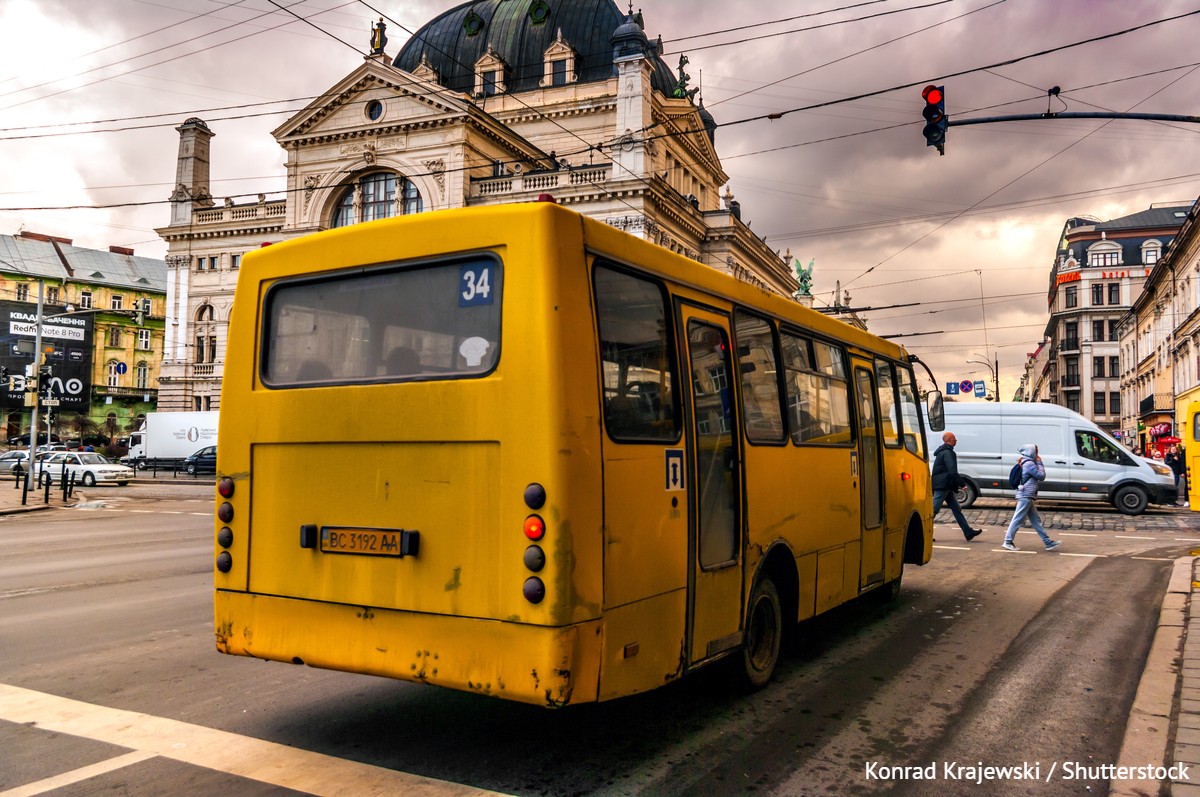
[0,487,1194,796]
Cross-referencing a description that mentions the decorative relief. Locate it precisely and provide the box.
[303,174,322,212]
[339,135,406,158]
[606,214,659,239]
[165,255,191,269]
[424,159,445,195]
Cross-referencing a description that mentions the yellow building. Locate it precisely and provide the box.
[0,231,165,446]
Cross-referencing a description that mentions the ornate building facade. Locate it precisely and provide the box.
[154,1,796,412]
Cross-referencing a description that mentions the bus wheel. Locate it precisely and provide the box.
[874,563,904,604]
[739,576,782,690]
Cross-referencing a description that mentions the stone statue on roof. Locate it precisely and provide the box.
[370,18,388,55]
[792,257,814,298]
[672,54,699,101]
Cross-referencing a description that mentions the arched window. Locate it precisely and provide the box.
[135,361,149,390]
[107,360,121,387]
[332,172,423,228]
[196,304,215,322]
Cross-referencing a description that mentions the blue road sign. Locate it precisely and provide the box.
[974,380,986,397]
[946,382,959,395]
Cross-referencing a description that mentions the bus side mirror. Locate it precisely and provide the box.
[927,390,945,432]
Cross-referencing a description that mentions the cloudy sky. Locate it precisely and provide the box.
[1,0,1198,397]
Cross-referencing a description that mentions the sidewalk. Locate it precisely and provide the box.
[0,469,210,514]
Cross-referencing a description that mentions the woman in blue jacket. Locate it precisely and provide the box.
[1002,444,1061,552]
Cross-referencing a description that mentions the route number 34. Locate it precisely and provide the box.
[459,264,494,307]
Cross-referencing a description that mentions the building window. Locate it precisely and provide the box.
[231,254,241,269]
[1066,393,1080,412]
[141,297,152,314]
[196,256,205,271]
[1092,320,1105,340]
[208,256,218,271]
[331,172,422,228]
[1108,320,1118,341]
[107,360,120,388]
[1108,283,1120,304]
[79,291,92,309]
[1143,240,1162,265]
[195,334,205,364]
[1092,284,1104,305]
[473,45,509,96]
[551,59,567,86]
[15,283,28,301]
[1094,392,1106,414]
[197,304,214,322]
[208,336,218,362]
[1109,356,1119,375]
[47,287,58,304]
[135,361,149,389]
[1093,357,1105,378]
[137,329,151,349]
[111,295,123,310]
[107,327,121,347]
[1065,285,1077,308]
[1110,392,1121,414]
[1090,250,1120,267]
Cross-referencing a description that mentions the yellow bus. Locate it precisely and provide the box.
[214,202,945,707]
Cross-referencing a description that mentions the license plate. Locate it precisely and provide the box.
[320,527,406,557]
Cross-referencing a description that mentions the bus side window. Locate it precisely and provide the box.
[594,264,679,442]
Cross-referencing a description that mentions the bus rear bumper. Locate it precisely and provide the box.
[214,590,601,708]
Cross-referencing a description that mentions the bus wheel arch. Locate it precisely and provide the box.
[737,544,795,690]
[902,512,926,565]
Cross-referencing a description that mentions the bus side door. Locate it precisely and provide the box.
[853,363,885,588]
[679,305,745,665]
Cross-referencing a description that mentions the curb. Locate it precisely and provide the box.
[1110,555,1194,796]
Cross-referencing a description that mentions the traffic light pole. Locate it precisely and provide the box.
[948,111,1200,127]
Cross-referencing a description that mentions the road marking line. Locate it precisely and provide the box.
[1132,556,1176,561]
[1176,538,1200,542]
[1059,532,1097,537]
[0,683,511,797]
[932,544,971,550]
[1059,552,1104,558]
[1114,535,1157,540]
[992,548,1036,554]
[0,750,156,797]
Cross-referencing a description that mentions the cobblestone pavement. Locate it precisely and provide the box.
[941,497,1200,534]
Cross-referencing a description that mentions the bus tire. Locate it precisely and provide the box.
[874,563,904,604]
[739,575,782,690]
[1113,485,1148,516]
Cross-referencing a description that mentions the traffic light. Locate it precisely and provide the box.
[921,84,947,155]
[134,310,145,325]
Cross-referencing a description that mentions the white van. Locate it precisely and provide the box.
[929,402,1177,515]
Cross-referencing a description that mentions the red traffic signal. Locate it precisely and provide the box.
[920,84,947,155]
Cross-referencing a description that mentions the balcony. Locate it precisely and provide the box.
[95,385,156,398]
[194,201,286,226]
[1062,374,1081,388]
[1060,337,1081,352]
[1138,392,1174,417]
[472,165,612,200]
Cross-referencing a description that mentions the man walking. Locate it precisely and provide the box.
[1002,443,1061,552]
[931,431,983,541]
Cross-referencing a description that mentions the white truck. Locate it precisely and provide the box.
[123,411,219,470]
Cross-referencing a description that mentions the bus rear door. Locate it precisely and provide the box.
[680,306,745,665]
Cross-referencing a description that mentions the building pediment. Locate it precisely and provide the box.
[272,57,474,144]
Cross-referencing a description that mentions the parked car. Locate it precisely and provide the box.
[0,450,29,473]
[35,452,134,487]
[7,432,60,446]
[183,445,217,476]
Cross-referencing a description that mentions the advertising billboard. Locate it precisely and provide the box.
[0,301,93,413]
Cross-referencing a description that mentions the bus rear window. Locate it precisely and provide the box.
[262,258,501,386]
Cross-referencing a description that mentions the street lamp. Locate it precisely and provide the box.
[968,353,1000,402]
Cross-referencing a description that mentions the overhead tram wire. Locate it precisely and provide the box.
[5,8,1200,215]
[0,0,360,115]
